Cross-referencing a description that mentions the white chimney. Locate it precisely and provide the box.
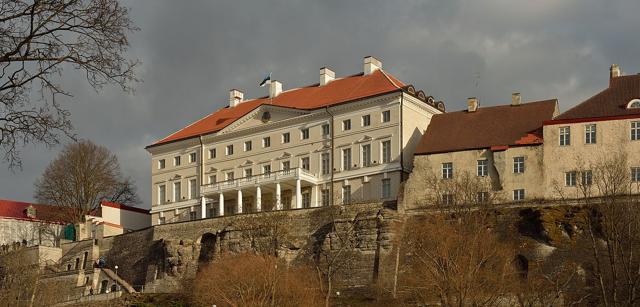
[511,93,521,106]
[269,80,282,98]
[363,56,382,75]
[320,67,335,86]
[467,97,479,112]
[229,89,244,107]
[610,64,621,85]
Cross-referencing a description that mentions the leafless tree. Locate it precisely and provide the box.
[311,206,364,307]
[191,252,322,307]
[34,139,140,223]
[552,150,640,306]
[0,0,139,168]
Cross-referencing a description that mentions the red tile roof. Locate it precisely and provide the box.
[415,99,558,155]
[0,199,71,224]
[149,70,406,147]
[554,74,640,121]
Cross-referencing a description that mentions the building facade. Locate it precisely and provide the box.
[404,64,640,210]
[146,57,445,225]
[542,65,640,199]
[402,96,558,210]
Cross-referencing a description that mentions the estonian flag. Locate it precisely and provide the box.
[259,72,272,87]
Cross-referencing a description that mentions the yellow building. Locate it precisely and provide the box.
[146,57,444,225]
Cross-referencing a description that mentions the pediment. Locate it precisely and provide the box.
[240,159,254,167]
[220,104,311,133]
[356,135,372,143]
[277,152,292,160]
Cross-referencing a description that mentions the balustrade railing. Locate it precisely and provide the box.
[200,167,316,194]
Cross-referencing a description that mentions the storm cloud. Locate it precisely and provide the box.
[2,0,639,208]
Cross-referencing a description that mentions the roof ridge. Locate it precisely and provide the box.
[444,99,557,114]
[379,69,402,89]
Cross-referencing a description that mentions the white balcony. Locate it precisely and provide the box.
[200,168,318,195]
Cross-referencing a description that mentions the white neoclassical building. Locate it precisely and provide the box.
[146,57,444,225]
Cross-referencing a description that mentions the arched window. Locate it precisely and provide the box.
[627,99,640,109]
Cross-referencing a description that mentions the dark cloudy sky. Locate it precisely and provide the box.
[2,0,639,209]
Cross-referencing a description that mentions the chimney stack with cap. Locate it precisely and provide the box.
[610,64,622,86]
[229,89,244,107]
[363,56,382,75]
[320,67,335,86]
[467,97,479,112]
[269,80,282,98]
[511,93,521,106]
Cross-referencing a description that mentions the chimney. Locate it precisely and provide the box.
[229,89,244,107]
[467,97,479,112]
[610,64,621,85]
[363,56,382,75]
[269,80,282,98]
[320,67,335,86]
[511,93,521,106]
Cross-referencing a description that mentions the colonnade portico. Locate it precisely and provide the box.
[199,168,318,218]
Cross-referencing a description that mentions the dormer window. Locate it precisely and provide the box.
[627,99,640,109]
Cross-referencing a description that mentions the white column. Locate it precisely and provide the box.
[276,183,282,210]
[295,179,302,209]
[237,189,243,214]
[200,196,206,219]
[256,186,262,212]
[313,185,319,208]
[219,193,225,216]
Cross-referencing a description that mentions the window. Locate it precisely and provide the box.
[263,137,271,148]
[585,124,597,144]
[559,126,571,146]
[189,152,197,163]
[321,152,330,175]
[632,122,640,141]
[158,216,166,225]
[158,159,165,169]
[263,165,271,175]
[477,192,489,203]
[382,140,391,163]
[244,141,252,151]
[226,145,234,155]
[362,114,371,127]
[342,148,352,170]
[226,172,234,182]
[477,159,488,177]
[342,185,351,204]
[189,179,197,199]
[322,124,330,136]
[301,157,310,170]
[442,162,453,179]
[282,161,291,171]
[209,148,216,159]
[382,110,391,123]
[565,171,577,187]
[282,132,290,143]
[343,119,351,131]
[442,194,454,205]
[301,128,310,140]
[173,181,181,201]
[627,99,640,109]
[382,178,391,199]
[244,168,252,178]
[208,206,214,218]
[302,192,311,208]
[362,144,371,167]
[158,185,166,204]
[174,156,181,166]
[321,189,330,206]
[581,170,593,186]
[513,157,525,173]
[189,211,196,221]
[208,175,216,184]
[632,167,640,182]
[513,189,525,201]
